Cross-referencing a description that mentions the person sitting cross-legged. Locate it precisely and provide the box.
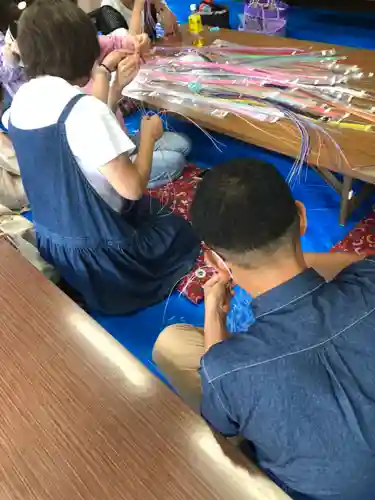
[153,158,375,500]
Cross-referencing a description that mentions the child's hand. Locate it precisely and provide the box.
[3,43,18,67]
[141,114,163,142]
[133,0,146,10]
[101,49,129,73]
[134,34,151,57]
[113,55,139,90]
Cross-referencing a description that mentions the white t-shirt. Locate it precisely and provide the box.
[9,76,135,211]
[101,0,144,30]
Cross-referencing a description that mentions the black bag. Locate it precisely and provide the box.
[88,5,127,35]
[199,2,230,28]
[88,4,158,39]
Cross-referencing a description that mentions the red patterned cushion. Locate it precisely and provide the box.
[148,165,214,304]
[332,209,375,255]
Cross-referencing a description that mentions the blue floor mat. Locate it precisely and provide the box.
[34,4,375,378]
[94,115,373,377]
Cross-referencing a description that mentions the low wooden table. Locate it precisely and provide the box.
[0,236,289,500]
[145,27,375,224]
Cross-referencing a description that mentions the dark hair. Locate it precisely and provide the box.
[0,0,19,32]
[190,159,299,266]
[17,0,100,81]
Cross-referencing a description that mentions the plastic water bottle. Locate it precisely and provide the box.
[188,4,203,34]
[188,4,204,47]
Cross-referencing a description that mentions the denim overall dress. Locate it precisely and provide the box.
[9,94,200,314]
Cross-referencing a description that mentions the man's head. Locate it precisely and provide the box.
[17,0,99,83]
[190,159,307,291]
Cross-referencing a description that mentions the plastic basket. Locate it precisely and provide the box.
[240,0,288,36]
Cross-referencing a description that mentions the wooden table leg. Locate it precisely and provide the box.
[340,175,353,226]
[313,168,375,226]
[311,166,352,225]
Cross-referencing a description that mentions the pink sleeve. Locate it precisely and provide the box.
[98,35,135,61]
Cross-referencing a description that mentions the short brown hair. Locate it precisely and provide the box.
[18,0,100,81]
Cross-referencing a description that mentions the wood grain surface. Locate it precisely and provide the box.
[147,27,375,181]
[0,237,289,500]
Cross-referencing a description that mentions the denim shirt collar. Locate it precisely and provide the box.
[252,267,325,320]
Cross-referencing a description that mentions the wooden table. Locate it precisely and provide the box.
[0,236,289,500]
[146,27,375,223]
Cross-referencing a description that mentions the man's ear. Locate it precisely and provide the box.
[296,200,307,236]
[205,250,231,280]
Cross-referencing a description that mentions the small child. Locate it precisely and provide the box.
[9,0,200,315]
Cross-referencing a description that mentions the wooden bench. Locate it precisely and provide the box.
[0,236,289,500]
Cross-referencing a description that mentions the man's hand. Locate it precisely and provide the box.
[204,273,232,316]
[203,273,232,352]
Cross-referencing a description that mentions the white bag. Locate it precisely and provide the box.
[0,204,59,282]
[0,132,28,210]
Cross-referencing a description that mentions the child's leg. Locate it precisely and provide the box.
[148,132,191,188]
[147,150,186,188]
[132,131,192,157]
[154,132,192,157]
[131,131,191,188]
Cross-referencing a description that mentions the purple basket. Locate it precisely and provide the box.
[240,0,288,36]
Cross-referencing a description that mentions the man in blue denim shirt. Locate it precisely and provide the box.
[153,159,375,500]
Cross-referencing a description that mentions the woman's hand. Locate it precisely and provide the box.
[203,272,231,351]
[113,54,139,91]
[101,49,129,73]
[141,114,163,142]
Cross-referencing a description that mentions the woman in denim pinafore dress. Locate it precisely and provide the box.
[10,0,200,315]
